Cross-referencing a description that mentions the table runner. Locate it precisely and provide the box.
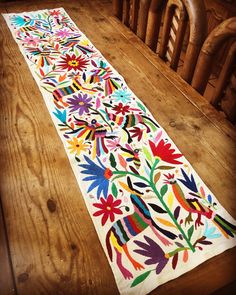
[3,8,236,295]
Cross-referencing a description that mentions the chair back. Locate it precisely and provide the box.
[112,0,207,83]
[192,17,236,122]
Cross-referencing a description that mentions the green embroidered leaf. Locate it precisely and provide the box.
[111,183,118,198]
[137,101,147,114]
[58,81,70,86]
[52,64,56,70]
[103,103,112,108]
[160,184,168,197]
[35,72,42,79]
[131,270,151,287]
[143,146,152,162]
[74,47,79,56]
[109,153,117,169]
[187,225,194,240]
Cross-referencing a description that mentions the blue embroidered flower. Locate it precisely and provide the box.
[112,89,132,103]
[79,156,113,199]
[53,108,67,123]
[178,168,198,193]
[204,221,221,239]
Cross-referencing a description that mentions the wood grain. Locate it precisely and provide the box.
[0,200,16,295]
[0,0,235,294]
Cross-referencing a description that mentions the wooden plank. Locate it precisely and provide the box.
[95,11,236,181]
[99,6,236,141]
[0,2,119,294]
[88,2,236,188]
[0,200,16,295]
[0,6,17,295]
[0,1,236,295]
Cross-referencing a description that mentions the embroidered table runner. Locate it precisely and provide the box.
[3,8,236,295]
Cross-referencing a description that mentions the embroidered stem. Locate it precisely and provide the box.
[165,247,190,258]
[112,171,149,184]
[112,159,196,253]
[89,107,113,132]
[150,182,195,253]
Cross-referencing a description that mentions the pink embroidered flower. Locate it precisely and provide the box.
[56,28,71,39]
[106,138,121,151]
[23,36,40,47]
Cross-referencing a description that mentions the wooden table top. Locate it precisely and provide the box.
[0,0,235,294]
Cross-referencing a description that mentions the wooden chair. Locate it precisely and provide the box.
[112,0,207,83]
[192,17,236,123]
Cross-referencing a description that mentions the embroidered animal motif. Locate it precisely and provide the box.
[105,179,176,279]
[120,144,141,170]
[52,75,98,108]
[165,171,236,236]
[59,36,94,55]
[87,62,120,96]
[107,113,159,143]
[68,118,116,158]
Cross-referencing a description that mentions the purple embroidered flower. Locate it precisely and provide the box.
[67,94,92,115]
[134,236,169,274]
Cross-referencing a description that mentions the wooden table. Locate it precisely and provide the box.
[0,0,236,294]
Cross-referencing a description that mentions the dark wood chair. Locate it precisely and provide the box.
[112,0,207,83]
[192,17,236,123]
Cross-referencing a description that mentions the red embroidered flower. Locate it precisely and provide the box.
[58,54,89,72]
[112,102,130,115]
[93,194,122,225]
[149,139,182,164]
[49,10,61,17]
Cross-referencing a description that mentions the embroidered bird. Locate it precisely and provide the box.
[59,36,94,55]
[86,61,120,96]
[68,118,116,158]
[164,170,236,238]
[25,46,58,68]
[107,112,159,143]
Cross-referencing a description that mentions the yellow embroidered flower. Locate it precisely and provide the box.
[67,138,89,155]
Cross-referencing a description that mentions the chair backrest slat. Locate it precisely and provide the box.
[192,17,236,94]
[136,0,151,41]
[112,0,207,84]
[145,0,165,51]
[212,41,236,107]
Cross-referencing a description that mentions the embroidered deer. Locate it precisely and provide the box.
[52,75,98,108]
[105,181,177,279]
